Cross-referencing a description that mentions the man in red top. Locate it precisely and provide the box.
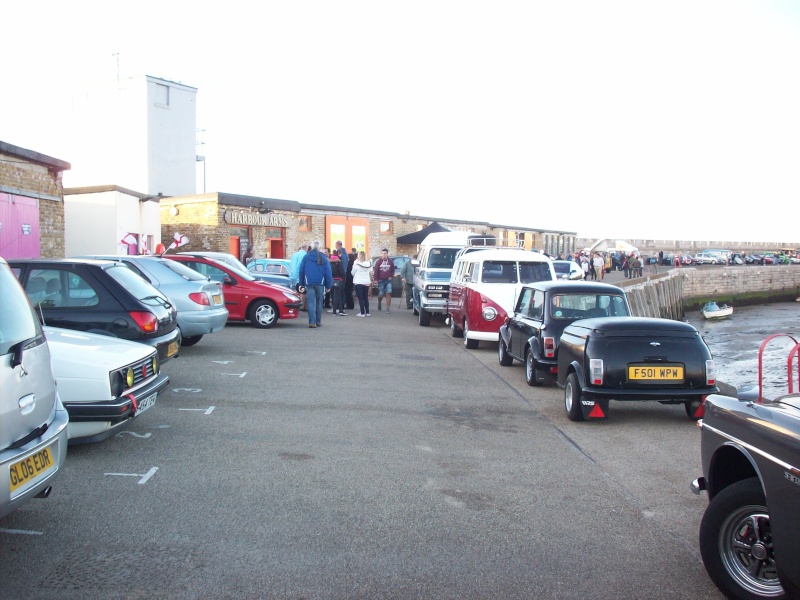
[373,248,396,313]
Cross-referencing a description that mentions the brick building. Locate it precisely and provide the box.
[0,141,71,259]
[159,192,578,262]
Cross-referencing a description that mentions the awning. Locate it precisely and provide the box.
[588,239,639,255]
[396,221,450,245]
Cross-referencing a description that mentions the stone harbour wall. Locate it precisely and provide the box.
[680,266,800,309]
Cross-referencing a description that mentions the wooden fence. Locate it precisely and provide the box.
[617,271,684,320]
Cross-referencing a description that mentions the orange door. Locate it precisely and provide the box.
[269,239,284,259]
[229,237,240,260]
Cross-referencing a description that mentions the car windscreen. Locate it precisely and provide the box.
[0,264,41,355]
[550,294,630,319]
[211,259,256,281]
[158,259,209,282]
[553,262,570,275]
[427,248,460,269]
[104,264,168,301]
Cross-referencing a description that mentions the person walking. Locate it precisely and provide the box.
[374,248,396,313]
[351,251,373,316]
[241,244,254,265]
[623,254,630,279]
[328,249,347,315]
[593,253,605,281]
[345,247,357,310]
[400,255,416,310]
[289,243,308,311]
[298,241,332,328]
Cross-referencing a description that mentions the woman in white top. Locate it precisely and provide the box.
[351,251,373,316]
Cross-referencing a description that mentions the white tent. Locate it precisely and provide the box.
[588,239,640,255]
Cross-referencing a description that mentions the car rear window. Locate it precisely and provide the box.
[105,264,166,300]
[551,294,630,319]
[159,259,208,281]
[0,264,41,355]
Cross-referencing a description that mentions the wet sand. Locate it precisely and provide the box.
[685,301,800,399]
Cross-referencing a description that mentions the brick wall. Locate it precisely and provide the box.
[160,198,227,252]
[0,151,65,257]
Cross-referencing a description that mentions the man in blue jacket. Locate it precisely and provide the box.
[298,240,333,328]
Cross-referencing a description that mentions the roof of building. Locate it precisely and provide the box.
[0,141,71,172]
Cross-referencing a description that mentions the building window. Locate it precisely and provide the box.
[155,83,169,107]
[299,216,311,231]
[380,221,392,234]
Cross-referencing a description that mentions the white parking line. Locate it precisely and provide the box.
[219,372,247,378]
[0,528,43,536]
[178,406,215,414]
[104,466,158,484]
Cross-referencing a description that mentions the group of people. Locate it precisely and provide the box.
[289,241,407,328]
[566,250,646,280]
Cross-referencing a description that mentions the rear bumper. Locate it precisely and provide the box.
[419,292,448,314]
[582,385,719,401]
[178,307,228,337]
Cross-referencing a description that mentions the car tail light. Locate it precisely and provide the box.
[189,292,210,306]
[705,360,716,385]
[543,337,555,358]
[590,359,604,385]
[129,311,158,333]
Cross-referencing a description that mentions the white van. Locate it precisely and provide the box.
[1,257,69,518]
[448,248,555,348]
[412,232,496,326]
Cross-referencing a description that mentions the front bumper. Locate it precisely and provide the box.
[64,373,170,443]
[419,292,448,314]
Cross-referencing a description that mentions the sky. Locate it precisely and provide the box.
[3,1,800,243]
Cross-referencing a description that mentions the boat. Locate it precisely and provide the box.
[701,301,733,320]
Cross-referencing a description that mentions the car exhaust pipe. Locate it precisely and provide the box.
[35,486,52,499]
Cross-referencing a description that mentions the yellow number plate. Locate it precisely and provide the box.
[628,365,684,381]
[212,294,222,305]
[9,447,55,493]
[167,341,179,357]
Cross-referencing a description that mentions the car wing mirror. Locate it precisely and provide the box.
[411,259,420,267]
[223,275,235,285]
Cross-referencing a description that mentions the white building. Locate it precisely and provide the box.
[64,75,198,197]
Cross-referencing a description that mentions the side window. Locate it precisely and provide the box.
[516,287,532,314]
[519,261,554,284]
[195,262,227,283]
[26,268,99,308]
[528,290,545,320]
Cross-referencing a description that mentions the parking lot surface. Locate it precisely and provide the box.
[0,308,723,599]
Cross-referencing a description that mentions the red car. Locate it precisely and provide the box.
[164,255,301,328]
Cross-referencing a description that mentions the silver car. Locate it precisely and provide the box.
[80,255,228,347]
[1,257,69,518]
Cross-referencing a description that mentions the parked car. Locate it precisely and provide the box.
[9,259,180,363]
[693,252,723,265]
[45,326,169,444]
[498,281,631,385]
[79,255,228,347]
[449,248,555,348]
[552,260,585,280]
[370,255,410,299]
[248,258,291,278]
[556,317,718,421]
[164,255,302,328]
[693,392,800,599]
[247,259,294,289]
[729,253,745,265]
[1,257,69,519]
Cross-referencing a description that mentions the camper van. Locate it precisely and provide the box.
[448,248,556,348]
[412,232,495,326]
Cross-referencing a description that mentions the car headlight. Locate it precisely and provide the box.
[282,290,301,301]
[482,307,497,321]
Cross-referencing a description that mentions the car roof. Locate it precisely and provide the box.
[525,281,624,294]
[9,257,119,268]
[455,248,550,262]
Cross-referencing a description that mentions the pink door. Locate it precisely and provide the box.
[0,193,40,258]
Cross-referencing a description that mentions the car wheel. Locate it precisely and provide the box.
[450,315,463,338]
[249,299,278,329]
[711,259,717,265]
[418,307,431,327]
[525,348,542,386]
[564,372,584,421]
[498,337,513,366]
[464,319,479,349]
[685,399,703,420]
[181,335,203,347]
[699,478,785,600]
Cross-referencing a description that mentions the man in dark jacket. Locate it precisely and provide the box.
[298,241,333,328]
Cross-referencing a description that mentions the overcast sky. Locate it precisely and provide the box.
[4,1,800,243]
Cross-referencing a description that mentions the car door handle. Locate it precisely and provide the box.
[19,393,36,415]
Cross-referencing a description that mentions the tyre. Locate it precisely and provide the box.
[181,335,203,347]
[450,315,463,338]
[564,372,584,421]
[685,399,703,420]
[418,307,431,326]
[699,478,785,600]
[463,319,478,349]
[498,337,513,366]
[249,299,278,329]
[525,348,541,386]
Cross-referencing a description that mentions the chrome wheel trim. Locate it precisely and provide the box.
[718,506,783,597]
